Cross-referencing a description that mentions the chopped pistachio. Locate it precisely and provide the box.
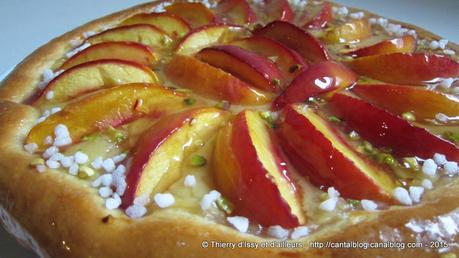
[107,126,126,143]
[30,158,45,166]
[362,141,374,154]
[215,100,231,110]
[348,199,360,208]
[259,111,276,127]
[216,196,234,214]
[271,78,281,86]
[190,155,207,167]
[348,130,360,141]
[307,97,325,105]
[402,157,419,170]
[401,112,416,122]
[114,134,126,143]
[78,165,95,179]
[161,36,173,46]
[328,116,341,123]
[443,131,459,144]
[184,98,196,106]
[382,154,396,166]
[289,64,303,73]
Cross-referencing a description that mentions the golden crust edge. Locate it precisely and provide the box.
[0,1,458,257]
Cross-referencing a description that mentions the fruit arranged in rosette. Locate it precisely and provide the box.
[24,0,459,235]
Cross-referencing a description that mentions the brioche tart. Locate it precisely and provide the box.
[0,0,459,257]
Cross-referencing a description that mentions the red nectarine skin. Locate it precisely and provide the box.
[196,45,283,92]
[303,2,332,29]
[345,35,416,57]
[27,84,186,150]
[254,21,330,64]
[60,41,157,70]
[346,53,459,85]
[353,83,459,121]
[273,61,358,109]
[165,2,216,28]
[329,93,459,161]
[264,0,294,22]
[165,55,272,104]
[221,111,302,227]
[278,105,395,202]
[216,0,257,25]
[231,36,307,87]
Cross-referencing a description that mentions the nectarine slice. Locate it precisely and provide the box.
[196,45,282,92]
[273,61,357,109]
[87,24,172,49]
[60,42,157,70]
[37,59,159,105]
[263,0,294,22]
[165,55,272,105]
[165,2,215,28]
[215,0,257,25]
[122,108,230,207]
[213,110,305,227]
[175,25,248,55]
[230,36,306,87]
[278,105,396,202]
[303,2,332,29]
[27,84,186,150]
[353,83,459,121]
[329,92,459,160]
[345,35,416,57]
[254,21,330,63]
[346,53,459,85]
[121,13,191,38]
